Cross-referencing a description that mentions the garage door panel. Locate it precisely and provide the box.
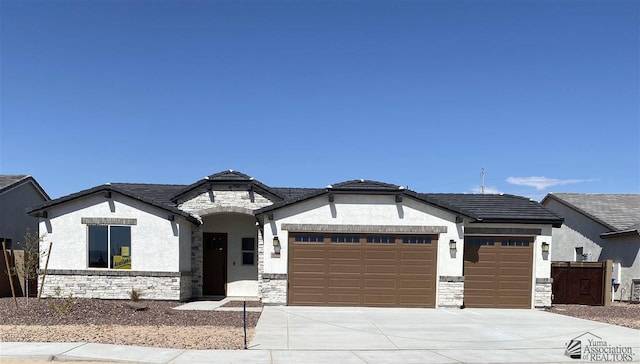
[365,265,397,274]
[289,234,436,307]
[329,264,361,274]
[365,250,398,260]
[292,263,326,273]
[464,238,533,309]
[364,278,396,289]
[329,250,361,259]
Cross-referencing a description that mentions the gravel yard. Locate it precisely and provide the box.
[0,297,261,349]
[547,302,640,330]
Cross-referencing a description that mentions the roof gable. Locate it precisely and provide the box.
[27,183,199,225]
[542,193,640,231]
[0,175,51,200]
[170,169,283,202]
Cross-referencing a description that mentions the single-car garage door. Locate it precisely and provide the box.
[289,233,437,307]
[463,236,533,308]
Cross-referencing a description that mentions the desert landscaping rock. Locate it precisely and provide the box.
[1,297,260,349]
[547,302,640,330]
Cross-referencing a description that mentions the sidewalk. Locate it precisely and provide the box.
[0,341,584,364]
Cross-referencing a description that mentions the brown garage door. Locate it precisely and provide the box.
[463,237,533,308]
[289,233,437,307]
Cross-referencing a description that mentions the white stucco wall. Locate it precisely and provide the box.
[39,193,184,272]
[202,213,259,297]
[263,194,462,278]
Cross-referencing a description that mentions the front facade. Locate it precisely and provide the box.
[29,170,562,308]
[541,193,640,301]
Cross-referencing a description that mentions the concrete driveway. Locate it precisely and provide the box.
[251,306,640,363]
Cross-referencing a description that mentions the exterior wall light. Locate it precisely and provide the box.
[273,236,281,255]
[541,242,550,253]
[449,239,457,250]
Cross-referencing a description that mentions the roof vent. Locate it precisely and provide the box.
[204,176,210,180]
[104,182,111,185]
[399,186,405,190]
[249,177,254,181]
[360,179,364,182]
[326,185,333,189]
[229,169,234,172]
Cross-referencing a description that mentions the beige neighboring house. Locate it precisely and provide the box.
[0,175,50,296]
[541,193,640,301]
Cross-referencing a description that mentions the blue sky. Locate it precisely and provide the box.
[1,0,638,201]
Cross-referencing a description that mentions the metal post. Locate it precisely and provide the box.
[2,241,18,308]
[243,300,248,349]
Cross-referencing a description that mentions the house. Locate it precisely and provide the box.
[541,193,640,301]
[27,170,562,308]
[0,175,51,296]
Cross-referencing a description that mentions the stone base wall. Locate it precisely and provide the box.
[631,279,640,303]
[180,273,193,301]
[535,278,553,307]
[261,273,287,305]
[38,270,189,301]
[438,276,464,308]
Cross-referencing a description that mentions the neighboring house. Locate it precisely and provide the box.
[28,170,562,308]
[541,193,640,301]
[0,175,51,296]
[0,175,50,246]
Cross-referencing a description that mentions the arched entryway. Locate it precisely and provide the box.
[198,209,260,297]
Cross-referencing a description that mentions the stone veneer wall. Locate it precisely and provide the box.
[261,273,287,305]
[190,225,204,297]
[257,229,265,300]
[535,278,552,307]
[39,270,190,301]
[631,279,640,302]
[438,276,464,307]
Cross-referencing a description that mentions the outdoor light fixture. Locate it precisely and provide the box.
[542,242,550,253]
[273,236,281,254]
[449,240,457,250]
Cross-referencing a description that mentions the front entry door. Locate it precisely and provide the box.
[203,233,227,296]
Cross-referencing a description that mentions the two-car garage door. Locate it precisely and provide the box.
[288,233,437,307]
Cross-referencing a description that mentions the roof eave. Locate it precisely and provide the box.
[600,229,640,239]
[470,218,564,228]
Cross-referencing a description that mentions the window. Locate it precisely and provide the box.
[402,236,432,244]
[88,225,131,269]
[501,239,531,247]
[293,234,324,243]
[466,237,495,246]
[242,238,255,265]
[366,235,396,244]
[331,235,360,243]
[575,247,584,262]
[0,238,12,249]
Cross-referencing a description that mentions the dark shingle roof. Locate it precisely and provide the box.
[0,175,28,191]
[0,175,51,200]
[29,170,564,228]
[542,193,640,232]
[420,193,563,227]
[171,169,283,202]
[27,183,199,224]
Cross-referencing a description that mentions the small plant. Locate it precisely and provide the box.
[129,288,141,302]
[48,286,74,316]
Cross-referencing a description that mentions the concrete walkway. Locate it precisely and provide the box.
[2,307,639,363]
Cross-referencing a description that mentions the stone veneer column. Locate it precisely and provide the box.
[438,276,464,308]
[631,279,640,302]
[261,273,287,305]
[257,228,265,300]
[534,278,553,307]
[191,225,204,297]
